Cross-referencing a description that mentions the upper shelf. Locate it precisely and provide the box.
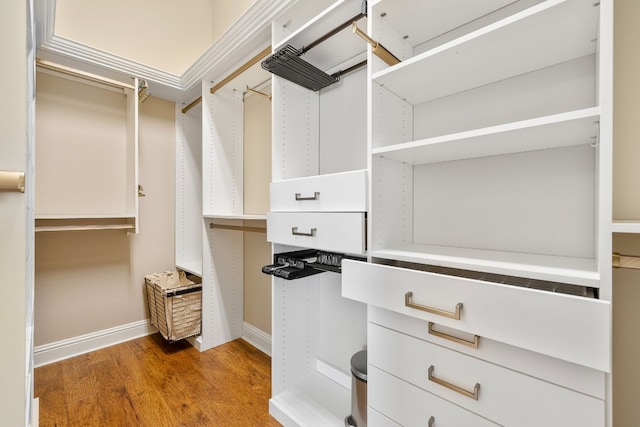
[373,0,599,106]
[372,107,600,164]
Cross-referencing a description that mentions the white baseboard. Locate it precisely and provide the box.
[34,320,157,367]
[31,397,39,427]
[241,322,272,357]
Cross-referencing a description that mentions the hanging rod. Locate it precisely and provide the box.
[36,58,135,90]
[300,12,365,54]
[613,252,640,270]
[0,171,25,193]
[209,223,266,233]
[210,46,272,95]
[246,86,272,100]
[352,22,400,66]
[181,96,202,114]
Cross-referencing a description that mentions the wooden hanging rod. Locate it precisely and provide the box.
[352,22,401,66]
[36,58,135,90]
[210,46,272,95]
[613,252,640,270]
[209,223,266,233]
[246,86,272,100]
[181,96,202,114]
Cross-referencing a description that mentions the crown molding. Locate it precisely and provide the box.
[35,0,296,102]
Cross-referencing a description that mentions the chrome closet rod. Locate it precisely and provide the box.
[613,252,640,270]
[36,58,135,90]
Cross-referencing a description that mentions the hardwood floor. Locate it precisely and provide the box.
[34,335,283,426]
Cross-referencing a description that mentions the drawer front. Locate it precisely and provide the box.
[270,170,367,212]
[368,408,400,427]
[368,306,605,399]
[267,212,365,254]
[369,365,498,427]
[369,323,605,427]
[342,260,610,372]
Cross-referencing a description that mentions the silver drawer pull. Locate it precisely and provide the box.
[291,227,316,237]
[405,292,462,320]
[428,416,435,427]
[295,191,320,201]
[428,365,480,401]
[428,322,479,349]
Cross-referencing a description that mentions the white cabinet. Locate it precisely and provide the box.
[341,0,613,425]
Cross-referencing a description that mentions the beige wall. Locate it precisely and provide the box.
[613,0,640,424]
[54,0,256,75]
[243,88,272,334]
[34,87,176,346]
[0,0,29,424]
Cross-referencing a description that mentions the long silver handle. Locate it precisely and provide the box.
[428,322,479,349]
[295,191,320,201]
[405,292,462,320]
[428,365,480,401]
[291,227,316,237]
[0,171,25,193]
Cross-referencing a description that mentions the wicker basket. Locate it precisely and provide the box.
[145,271,202,342]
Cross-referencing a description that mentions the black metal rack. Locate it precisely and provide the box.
[262,249,366,280]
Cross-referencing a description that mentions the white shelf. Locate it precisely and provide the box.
[35,214,136,220]
[372,107,600,164]
[612,221,640,234]
[273,0,367,73]
[203,214,267,220]
[176,261,203,277]
[373,0,599,106]
[269,371,351,427]
[34,224,135,233]
[372,0,515,50]
[371,244,600,287]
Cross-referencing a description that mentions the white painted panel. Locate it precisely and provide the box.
[413,145,596,259]
[201,219,244,350]
[372,83,413,149]
[270,169,367,212]
[342,260,611,371]
[369,324,605,427]
[272,77,320,180]
[371,156,413,251]
[369,366,499,427]
[175,104,202,271]
[267,212,365,254]
[317,272,367,376]
[203,87,244,216]
[373,0,599,106]
[413,54,596,140]
[319,67,368,175]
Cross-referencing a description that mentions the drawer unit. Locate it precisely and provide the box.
[369,365,499,427]
[267,212,365,254]
[369,323,605,427]
[368,306,605,399]
[270,170,367,212]
[342,260,610,371]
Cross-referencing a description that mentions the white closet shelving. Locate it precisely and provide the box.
[342,0,613,425]
[35,69,139,234]
[267,0,369,425]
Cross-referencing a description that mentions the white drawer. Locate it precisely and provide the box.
[267,212,365,254]
[368,408,400,427]
[342,260,610,372]
[369,323,605,427]
[270,170,367,212]
[369,365,499,427]
[369,306,605,399]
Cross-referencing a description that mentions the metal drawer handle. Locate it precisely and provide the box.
[428,365,480,401]
[291,227,316,237]
[405,292,462,320]
[428,416,435,427]
[295,191,320,201]
[428,322,479,349]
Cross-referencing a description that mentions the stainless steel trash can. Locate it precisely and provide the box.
[345,350,367,427]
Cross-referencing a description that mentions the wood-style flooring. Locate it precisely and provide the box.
[34,334,283,426]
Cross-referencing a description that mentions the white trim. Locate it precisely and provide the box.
[241,322,272,356]
[31,398,39,427]
[34,320,156,367]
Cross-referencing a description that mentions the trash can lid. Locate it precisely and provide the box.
[350,350,367,382]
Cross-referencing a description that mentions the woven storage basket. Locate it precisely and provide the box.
[145,271,202,342]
